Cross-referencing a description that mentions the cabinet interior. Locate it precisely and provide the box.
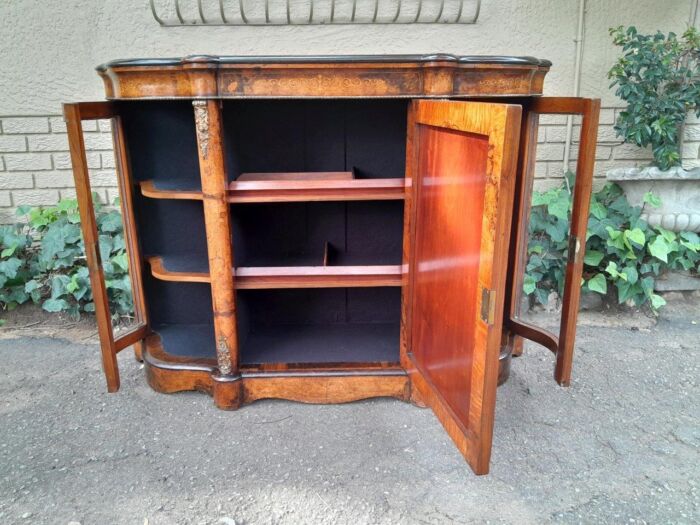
[120,99,408,365]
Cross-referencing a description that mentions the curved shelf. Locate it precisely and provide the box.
[139,177,407,203]
[140,180,203,200]
[147,256,405,289]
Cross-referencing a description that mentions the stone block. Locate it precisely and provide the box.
[4,153,52,171]
[0,135,27,152]
[0,172,33,189]
[83,133,114,150]
[1,117,49,134]
[28,134,69,152]
[10,189,59,207]
[49,116,67,133]
[535,143,565,162]
[34,171,76,188]
[53,151,100,170]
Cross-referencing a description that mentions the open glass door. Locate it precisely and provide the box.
[406,100,522,475]
[63,102,149,393]
[504,98,601,386]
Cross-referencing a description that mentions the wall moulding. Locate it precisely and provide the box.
[149,0,481,26]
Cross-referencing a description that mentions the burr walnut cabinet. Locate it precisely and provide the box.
[64,54,600,475]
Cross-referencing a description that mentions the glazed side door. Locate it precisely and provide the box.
[505,97,601,385]
[64,102,149,393]
[405,100,522,475]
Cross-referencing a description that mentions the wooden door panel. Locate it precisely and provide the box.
[64,102,149,392]
[408,100,522,474]
[412,126,488,424]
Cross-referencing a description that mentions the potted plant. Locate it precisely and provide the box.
[606,26,700,233]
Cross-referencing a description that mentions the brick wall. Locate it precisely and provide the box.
[0,116,117,223]
[1,108,699,223]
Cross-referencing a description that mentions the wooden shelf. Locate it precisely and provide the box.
[140,180,203,200]
[139,176,407,203]
[149,322,400,366]
[147,256,404,288]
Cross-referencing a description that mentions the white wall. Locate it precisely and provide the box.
[0,0,697,221]
[0,0,693,113]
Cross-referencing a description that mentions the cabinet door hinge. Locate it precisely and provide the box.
[480,287,496,325]
[568,234,581,264]
[87,242,102,273]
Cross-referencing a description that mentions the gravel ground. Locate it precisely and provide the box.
[0,297,698,525]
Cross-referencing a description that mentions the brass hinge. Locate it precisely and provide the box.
[87,242,102,273]
[568,234,581,264]
[480,287,496,325]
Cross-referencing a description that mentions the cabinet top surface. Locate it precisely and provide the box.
[97,54,552,70]
[97,54,551,99]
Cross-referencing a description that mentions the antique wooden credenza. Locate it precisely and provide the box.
[64,55,600,475]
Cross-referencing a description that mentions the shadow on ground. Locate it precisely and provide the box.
[0,297,698,524]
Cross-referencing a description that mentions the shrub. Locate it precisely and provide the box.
[525,176,700,312]
[0,197,133,322]
[608,25,700,170]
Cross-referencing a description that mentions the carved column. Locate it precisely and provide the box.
[193,100,238,376]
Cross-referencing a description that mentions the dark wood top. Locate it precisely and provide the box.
[98,54,551,100]
[97,54,552,70]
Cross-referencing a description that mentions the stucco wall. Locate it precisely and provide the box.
[0,0,697,221]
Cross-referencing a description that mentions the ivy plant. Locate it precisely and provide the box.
[0,197,133,322]
[608,25,700,170]
[525,177,700,312]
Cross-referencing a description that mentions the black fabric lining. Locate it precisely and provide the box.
[119,100,405,364]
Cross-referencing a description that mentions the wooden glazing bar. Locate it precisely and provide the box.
[505,97,600,386]
[555,98,600,386]
[194,100,238,375]
[399,101,418,376]
[114,325,151,352]
[112,115,149,335]
[64,104,119,392]
[504,107,540,358]
[506,318,558,354]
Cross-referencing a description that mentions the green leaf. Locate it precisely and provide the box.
[41,226,67,260]
[547,194,570,221]
[621,265,639,284]
[643,192,662,208]
[648,235,670,262]
[590,201,607,220]
[0,257,22,279]
[523,274,537,295]
[545,220,568,243]
[50,275,71,299]
[624,228,645,247]
[66,275,80,293]
[111,253,129,272]
[587,273,607,294]
[650,294,666,310]
[42,298,69,312]
[1,245,16,258]
[680,231,700,245]
[99,235,113,258]
[584,250,604,266]
[24,279,40,293]
[605,261,620,278]
[98,212,122,233]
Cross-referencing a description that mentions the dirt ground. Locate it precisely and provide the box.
[0,297,698,524]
